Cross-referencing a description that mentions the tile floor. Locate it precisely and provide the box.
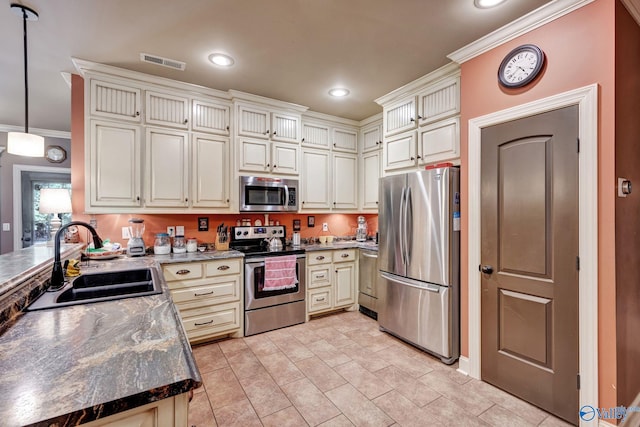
[188,310,573,427]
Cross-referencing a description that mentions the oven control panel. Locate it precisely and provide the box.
[232,226,285,240]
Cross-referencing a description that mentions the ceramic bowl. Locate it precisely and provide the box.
[326,235,334,243]
[319,236,327,244]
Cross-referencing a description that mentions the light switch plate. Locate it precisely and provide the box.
[122,227,131,239]
[176,225,185,236]
[2,223,10,232]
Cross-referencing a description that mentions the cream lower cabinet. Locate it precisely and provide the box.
[163,258,243,343]
[307,249,357,319]
[81,393,189,427]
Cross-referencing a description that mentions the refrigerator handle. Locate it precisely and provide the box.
[405,186,413,266]
[399,187,406,266]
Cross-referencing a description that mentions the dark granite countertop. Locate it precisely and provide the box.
[302,240,378,252]
[0,251,243,426]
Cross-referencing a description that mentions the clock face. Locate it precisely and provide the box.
[498,44,545,88]
[45,145,67,163]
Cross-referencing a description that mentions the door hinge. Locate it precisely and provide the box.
[576,256,580,271]
[577,374,581,390]
[577,138,580,153]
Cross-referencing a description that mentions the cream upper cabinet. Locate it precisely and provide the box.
[90,79,142,122]
[191,134,230,208]
[332,153,358,210]
[144,128,189,207]
[302,121,330,150]
[383,96,417,137]
[238,137,299,176]
[417,76,460,126]
[237,104,301,143]
[145,90,190,129]
[362,122,383,153]
[300,149,331,210]
[89,120,142,207]
[417,117,460,165]
[192,99,231,136]
[383,130,417,172]
[332,127,358,153]
[361,150,381,210]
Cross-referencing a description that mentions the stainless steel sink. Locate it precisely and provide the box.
[26,268,162,311]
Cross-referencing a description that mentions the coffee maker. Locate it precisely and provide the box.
[127,218,146,256]
[356,216,367,242]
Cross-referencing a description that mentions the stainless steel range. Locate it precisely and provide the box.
[230,225,306,336]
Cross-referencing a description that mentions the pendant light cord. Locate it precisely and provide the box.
[21,8,29,134]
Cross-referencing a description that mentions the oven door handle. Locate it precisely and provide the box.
[245,254,306,264]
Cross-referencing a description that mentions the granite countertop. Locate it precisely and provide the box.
[0,251,244,426]
[302,240,378,251]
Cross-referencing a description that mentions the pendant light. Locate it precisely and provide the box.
[7,3,44,157]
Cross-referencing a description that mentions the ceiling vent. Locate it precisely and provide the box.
[140,53,186,71]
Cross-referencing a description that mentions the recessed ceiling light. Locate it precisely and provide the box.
[474,0,507,8]
[208,53,234,67]
[329,88,349,97]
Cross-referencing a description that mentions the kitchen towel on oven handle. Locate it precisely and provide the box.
[263,255,298,290]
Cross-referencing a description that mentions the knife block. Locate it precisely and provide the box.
[215,236,229,251]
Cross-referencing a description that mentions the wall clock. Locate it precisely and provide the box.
[497,44,545,88]
[45,145,67,163]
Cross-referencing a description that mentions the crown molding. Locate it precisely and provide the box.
[621,0,640,25]
[0,125,70,139]
[447,0,594,64]
[228,89,308,113]
[303,110,360,127]
[359,112,383,127]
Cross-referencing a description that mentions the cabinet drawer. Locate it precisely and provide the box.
[333,249,357,263]
[171,276,240,305]
[308,287,332,313]
[307,252,332,265]
[163,263,203,281]
[308,265,332,289]
[205,258,242,277]
[180,302,241,340]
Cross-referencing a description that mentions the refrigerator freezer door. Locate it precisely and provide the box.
[378,173,407,277]
[378,271,456,361]
[405,169,451,286]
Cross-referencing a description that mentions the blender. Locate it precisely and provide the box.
[356,216,368,242]
[127,218,146,256]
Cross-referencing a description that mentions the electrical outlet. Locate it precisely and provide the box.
[167,226,175,237]
[322,222,329,232]
[176,225,185,236]
[122,227,131,239]
[2,223,10,232]
[89,218,97,229]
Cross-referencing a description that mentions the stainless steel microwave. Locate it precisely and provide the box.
[239,176,298,212]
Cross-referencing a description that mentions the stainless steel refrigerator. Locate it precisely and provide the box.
[378,167,460,364]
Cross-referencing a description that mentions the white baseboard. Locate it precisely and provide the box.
[457,356,470,377]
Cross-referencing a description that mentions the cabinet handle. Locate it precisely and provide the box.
[418,115,423,120]
[226,199,230,203]
[417,155,422,159]
[136,196,140,201]
[184,119,188,124]
[302,138,305,142]
[333,143,337,147]
[265,130,270,135]
[185,198,188,202]
[376,201,379,204]
[316,274,325,279]
[194,290,215,297]
[317,297,325,302]
[226,125,229,130]
[333,201,336,205]
[273,131,277,135]
[135,111,140,117]
[411,157,415,161]
[266,163,270,168]
[341,253,349,258]
[316,255,325,260]
[194,320,214,326]
[176,269,191,275]
[410,117,415,122]
[302,201,305,204]
[217,265,230,271]
[273,164,277,168]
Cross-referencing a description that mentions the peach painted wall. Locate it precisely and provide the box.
[70,75,378,248]
[459,0,616,410]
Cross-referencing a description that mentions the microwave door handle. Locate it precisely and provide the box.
[283,185,289,208]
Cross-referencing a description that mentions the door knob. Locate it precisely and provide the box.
[480,265,493,274]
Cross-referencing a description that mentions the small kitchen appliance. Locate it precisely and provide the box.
[127,218,145,256]
[356,216,368,242]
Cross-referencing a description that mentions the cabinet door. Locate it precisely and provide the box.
[383,131,417,172]
[89,120,141,207]
[332,153,357,210]
[192,99,231,135]
[418,76,460,125]
[332,127,358,152]
[300,149,331,210]
[334,262,356,308]
[361,151,381,210]
[145,90,190,129]
[271,111,301,143]
[418,117,460,165]
[238,137,270,173]
[271,142,299,175]
[302,121,330,150]
[90,79,141,122]
[362,123,382,153]
[145,128,189,207]
[192,134,230,207]
[238,105,270,139]
[383,96,417,137]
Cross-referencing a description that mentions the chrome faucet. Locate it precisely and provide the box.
[50,221,103,290]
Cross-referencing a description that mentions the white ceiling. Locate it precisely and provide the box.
[0,0,552,132]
